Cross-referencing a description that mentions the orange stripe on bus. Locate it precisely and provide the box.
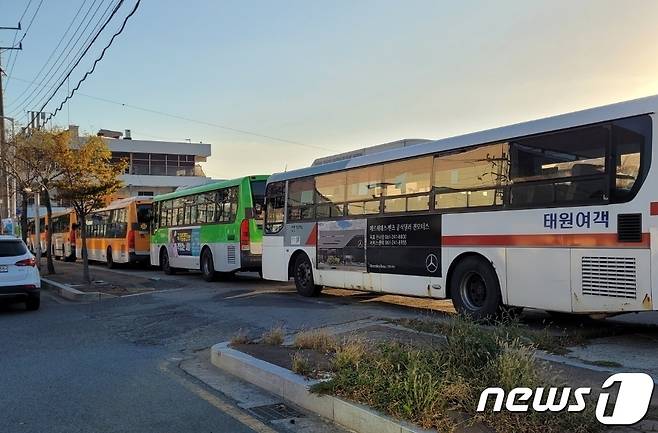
[651,202,658,216]
[442,233,650,248]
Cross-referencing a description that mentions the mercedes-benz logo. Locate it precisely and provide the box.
[425,253,438,274]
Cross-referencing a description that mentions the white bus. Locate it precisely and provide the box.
[262,95,657,318]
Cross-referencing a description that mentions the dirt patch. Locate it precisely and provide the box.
[232,343,332,374]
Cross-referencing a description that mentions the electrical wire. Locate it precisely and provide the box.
[6,0,89,110]
[29,0,117,115]
[9,0,112,117]
[8,74,331,151]
[40,0,136,118]
[3,0,41,93]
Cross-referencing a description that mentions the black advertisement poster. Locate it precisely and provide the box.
[366,214,442,276]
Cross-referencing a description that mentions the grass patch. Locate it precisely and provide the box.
[261,325,285,345]
[395,316,619,355]
[294,329,338,352]
[315,317,600,433]
[230,328,251,345]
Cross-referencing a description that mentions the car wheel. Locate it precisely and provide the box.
[293,254,322,297]
[450,256,502,321]
[160,248,175,275]
[106,247,115,269]
[201,249,216,282]
[26,294,40,311]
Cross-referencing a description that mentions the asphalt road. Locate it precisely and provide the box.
[3,264,658,433]
[0,268,431,433]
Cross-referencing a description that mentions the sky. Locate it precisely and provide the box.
[2,0,658,179]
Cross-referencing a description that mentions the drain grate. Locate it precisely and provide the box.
[248,403,305,421]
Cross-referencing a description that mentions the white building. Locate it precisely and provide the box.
[69,126,213,199]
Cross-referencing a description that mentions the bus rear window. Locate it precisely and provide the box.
[251,180,266,220]
[137,204,153,230]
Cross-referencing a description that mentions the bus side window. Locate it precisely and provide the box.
[611,115,650,203]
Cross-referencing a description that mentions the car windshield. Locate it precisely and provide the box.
[0,240,27,257]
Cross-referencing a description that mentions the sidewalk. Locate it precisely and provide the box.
[40,259,178,297]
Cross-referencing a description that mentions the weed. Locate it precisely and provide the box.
[332,337,367,370]
[291,351,312,376]
[261,325,284,345]
[294,329,337,352]
[315,316,600,433]
[230,328,251,345]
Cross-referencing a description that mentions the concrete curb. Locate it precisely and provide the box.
[210,341,434,433]
[41,277,115,302]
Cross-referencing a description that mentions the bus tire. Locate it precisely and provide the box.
[201,248,216,282]
[293,254,322,297]
[106,247,115,269]
[160,248,176,275]
[450,256,502,320]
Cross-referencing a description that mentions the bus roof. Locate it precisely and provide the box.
[95,196,154,213]
[269,93,658,183]
[153,175,269,202]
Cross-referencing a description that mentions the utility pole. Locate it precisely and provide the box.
[1,23,22,223]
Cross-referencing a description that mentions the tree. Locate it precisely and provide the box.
[0,124,38,244]
[13,130,69,273]
[55,136,126,283]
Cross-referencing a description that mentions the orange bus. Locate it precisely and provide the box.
[51,209,78,260]
[26,216,47,255]
[80,196,153,267]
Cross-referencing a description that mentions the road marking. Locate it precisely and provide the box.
[159,361,279,433]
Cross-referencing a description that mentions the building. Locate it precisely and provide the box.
[67,125,213,199]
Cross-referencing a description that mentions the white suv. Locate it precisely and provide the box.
[0,236,40,310]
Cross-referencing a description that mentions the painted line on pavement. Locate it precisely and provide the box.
[159,361,279,433]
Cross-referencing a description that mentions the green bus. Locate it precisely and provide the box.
[150,175,268,280]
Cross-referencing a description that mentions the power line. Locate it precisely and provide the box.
[41,0,137,118]
[6,0,90,110]
[3,0,34,90]
[4,0,44,93]
[30,0,116,116]
[8,74,331,151]
[10,0,112,117]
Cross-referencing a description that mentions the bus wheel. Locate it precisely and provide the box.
[450,256,501,321]
[160,248,175,275]
[106,247,115,269]
[201,249,216,282]
[293,254,322,297]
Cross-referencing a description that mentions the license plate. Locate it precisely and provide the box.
[0,265,7,273]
